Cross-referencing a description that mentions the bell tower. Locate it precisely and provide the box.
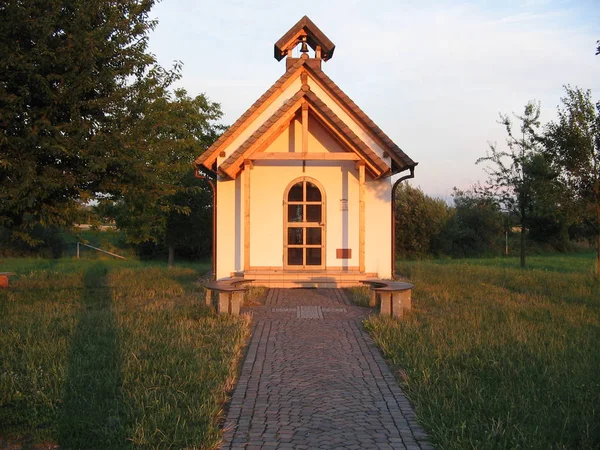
[274,15,336,71]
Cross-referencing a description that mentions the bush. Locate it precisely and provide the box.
[0,225,65,258]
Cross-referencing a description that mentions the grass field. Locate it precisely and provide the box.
[0,258,247,449]
[365,252,600,449]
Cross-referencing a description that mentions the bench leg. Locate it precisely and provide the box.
[205,289,213,307]
[230,292,244,316]
[392,290,411,318]
[369,290,377,308]
[379,292,392,316]
[218,292,231,315]
[0,275,8,288]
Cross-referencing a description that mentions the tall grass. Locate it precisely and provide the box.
[0,259,247,449]
[366,253,600,449]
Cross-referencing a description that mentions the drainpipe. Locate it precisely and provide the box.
[195,167,217,280]
[391,166,415,279]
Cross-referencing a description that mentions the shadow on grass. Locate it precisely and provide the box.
[59,263,126,449]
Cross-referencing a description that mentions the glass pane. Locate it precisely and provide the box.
[288,248,303,265]
[306,227,322,245]
[306,248,322,266]
[306,182,321,201]
[287,228,303,245]
[288,204,303,222]
[288,183,303,201]
[306,205,321,223]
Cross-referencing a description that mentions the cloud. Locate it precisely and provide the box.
[148,0,600,196]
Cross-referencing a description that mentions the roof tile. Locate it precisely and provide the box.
[307,65,415,169]
[304,91,389,174]
[219,90,305,174]
[194,59,305,167]
[195,58,415,175]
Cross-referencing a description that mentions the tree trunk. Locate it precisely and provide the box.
[520,222,526,268]
[168,245,175,268]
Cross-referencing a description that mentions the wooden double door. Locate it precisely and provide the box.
[283,178,325,269]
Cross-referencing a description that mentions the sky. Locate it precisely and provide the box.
[147,0,600,199]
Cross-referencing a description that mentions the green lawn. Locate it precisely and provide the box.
[365,252,600,449]
[0,258,246,449]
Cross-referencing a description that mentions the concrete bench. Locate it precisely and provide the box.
[0,272,16,288]
[360,279,414,318]
[204,277,254,316]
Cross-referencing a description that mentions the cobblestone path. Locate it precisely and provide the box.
[221,288,433,450]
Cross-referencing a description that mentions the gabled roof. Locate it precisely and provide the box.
[218,90,305,177]
[194,58,306,170]
[218,88,390,179]
[274,16,335,62]
[194,58,416,176]
[303,90,389,174]
[305,64,417,172]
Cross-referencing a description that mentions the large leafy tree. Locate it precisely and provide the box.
[0,0,160,244]
[477,102,543,267]
[545,86,600,276]
[450,187,505,257]
[109,86,223,264]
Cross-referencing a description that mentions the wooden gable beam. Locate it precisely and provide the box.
[307,105,384,178]
[250,152,361,161]
[303,65,407,170]
[358,161,366,273]
[198,61,306,169]
[221,102,304,179]
[302,100,309,155]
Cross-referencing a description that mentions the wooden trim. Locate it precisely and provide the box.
[283,176,326,270]
[277,29,308,60]
[248,266,361,272]
[358,162,365,273]
[202,68,304,168]
[304,66,406,168]
[244,166,250,271]
[223,105,301,179]
[307,104,382,177]
[302,101,309,154]
[300,70,308,86]
[251,152,361,161]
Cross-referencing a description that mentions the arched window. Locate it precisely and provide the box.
[284,178,325,268]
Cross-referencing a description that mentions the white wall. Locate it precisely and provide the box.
[215,115,393,278]
[249,161,359,268]
[365,179,392,278]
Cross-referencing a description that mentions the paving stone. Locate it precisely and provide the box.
[220,288,433,449]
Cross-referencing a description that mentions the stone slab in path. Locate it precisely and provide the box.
[221,288,433,450]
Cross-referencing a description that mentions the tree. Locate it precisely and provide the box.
[0,0,161,245]
[525,152,574,249]
[165,171,214,263]
[110,87,223,265]
[449,188,505,257]
[477,101,543,267]
[394,184,452,258]
[544,86,600,276]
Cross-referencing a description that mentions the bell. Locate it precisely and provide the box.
[300,38,309,54]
